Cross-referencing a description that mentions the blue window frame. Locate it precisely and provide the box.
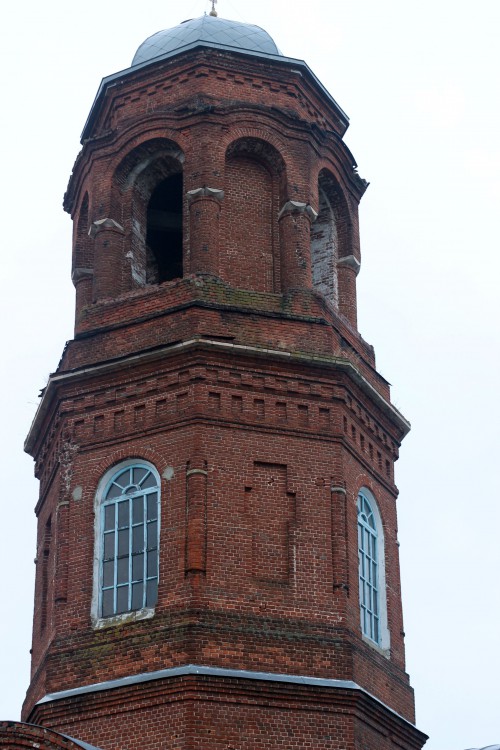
[99,463,160,618]
[357,490,380,644]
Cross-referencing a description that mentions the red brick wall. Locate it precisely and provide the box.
[22,40,424,750]
[221,156,276,293]
[26,674,425,750]
[25,350,412,721]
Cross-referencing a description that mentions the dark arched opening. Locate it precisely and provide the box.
[146,173,183,283]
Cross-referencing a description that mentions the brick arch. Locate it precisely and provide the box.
[225,136,286,176]
[0,722,100,750]
[222,123,289,159]
[114,138,184,193]
[221,137,285,293]
[88,446,170,493]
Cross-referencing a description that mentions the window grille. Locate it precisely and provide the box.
[100,464,160,617]
[357,490,380,643]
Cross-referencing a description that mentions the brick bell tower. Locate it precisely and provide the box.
[2,12,427,750]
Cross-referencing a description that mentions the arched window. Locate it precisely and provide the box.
[357,488,389,648]
[95,461,160,620]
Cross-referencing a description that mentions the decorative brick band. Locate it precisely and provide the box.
[25,337,410,454]
[35,663,418,732]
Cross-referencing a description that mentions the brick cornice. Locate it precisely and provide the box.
[28,665,427,748]
[25,337,409,456]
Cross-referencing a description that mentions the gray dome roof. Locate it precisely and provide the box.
[132,15,282,66]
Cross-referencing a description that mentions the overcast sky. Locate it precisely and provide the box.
[1,1,499,748]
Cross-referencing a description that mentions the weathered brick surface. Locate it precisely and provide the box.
[25,349,415,726]
[22,34,425,750]
[22,675,426,750]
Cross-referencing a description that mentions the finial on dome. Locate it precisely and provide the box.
[209,0,218,17]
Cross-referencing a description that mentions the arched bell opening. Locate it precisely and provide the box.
[146,173,183,283]
[311,180,339,307]
[311,169,356,314]
[114,139,185,288]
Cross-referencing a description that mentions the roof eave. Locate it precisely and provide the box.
[81,42,349,143]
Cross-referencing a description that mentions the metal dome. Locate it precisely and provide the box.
[132,15,282,66]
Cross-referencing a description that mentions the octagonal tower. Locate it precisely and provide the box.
[4,13,426,750]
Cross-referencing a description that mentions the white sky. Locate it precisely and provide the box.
[1,1,499,748]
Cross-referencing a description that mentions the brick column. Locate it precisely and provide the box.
[337,254,360,328]
[278,201,317,292]
[187,187,224,276]
[72,267,93,325]
[89,218,125,301]
[54,500,69,606]
[185,454,208,575]
[331,483,349,596]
